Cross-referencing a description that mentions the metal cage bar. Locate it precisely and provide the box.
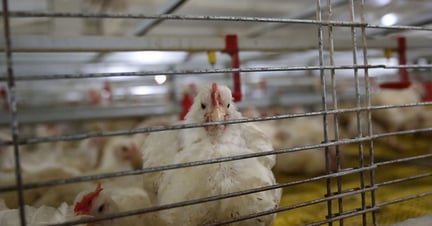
[360,0,378,224]
[348,1,368,224]
[316,1,333,224]
[2,10,432,33]
[1,0,27,225]
[326,1,345,225]
[2,64,432,82]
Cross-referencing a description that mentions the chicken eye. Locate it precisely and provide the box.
[98,204,105,213]
[121,146,128,153]
[201,103,206,109]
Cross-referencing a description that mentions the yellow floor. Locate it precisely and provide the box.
[274,135,432,226]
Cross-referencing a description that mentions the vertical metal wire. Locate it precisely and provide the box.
[1,0,27,225]
[316,0,333,225]
[360,0,377,224]
[348,1,368,224]
[326,1,344,225]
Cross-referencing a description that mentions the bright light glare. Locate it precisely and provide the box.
[130,86,153,95]
[381,13,398,26]
[129,86,168,96]
[374,0,391,6]
[109,51,188,65]
[154,75,167,85]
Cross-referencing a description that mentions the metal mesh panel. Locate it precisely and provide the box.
[1,0,432,225]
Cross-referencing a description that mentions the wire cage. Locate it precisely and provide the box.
[1,0,432,225]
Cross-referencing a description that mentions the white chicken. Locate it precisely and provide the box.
[132,115,177,150]
[34,136,143,207]
[73,183,158,226]
[142,82,281,226]
[56,137,105,173]
[371,85,424,132]
[94,136,141,173]
[272,116,338,176]
[0,198,80,226]
[240,107,277,137]
[0,160,84,208]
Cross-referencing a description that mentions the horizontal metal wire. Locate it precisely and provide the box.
[375,153,432,167]
[46,178,378,226]
[1,103,431,147]
[3,11,432,32]
[306,206,379,226]
[376,172,432,187]
[3,64,432,82]
[377,191,432,208]
[0,11,366,26]
[367,24,432,31]
[0,65,385,82]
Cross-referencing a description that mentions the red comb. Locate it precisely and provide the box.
[74,183,103,215]
[211,82,220,107]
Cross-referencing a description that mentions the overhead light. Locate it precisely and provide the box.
[154,75,167,85]
[129,85,168,96]
[107,51,188,65]
[381,13,398,26]
[129,86,153,95]
[372,0,391,7]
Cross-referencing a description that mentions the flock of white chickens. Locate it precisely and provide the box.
[0,82,431,226]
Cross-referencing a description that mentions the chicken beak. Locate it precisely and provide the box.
[209,106,226,122]
[129,143,143,169]
[122,143,139,160]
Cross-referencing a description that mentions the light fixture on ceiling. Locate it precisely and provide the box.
[108,51,188,65]
[381,13,398,26]
[154,75,167,85]
[372,0,391,7]
[129,86,152,96]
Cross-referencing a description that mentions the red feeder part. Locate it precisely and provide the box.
[379,81,411,89]
[423,81,432,102]
[380,37,411,89]
[179,84,196,120]
[223,34,242,102]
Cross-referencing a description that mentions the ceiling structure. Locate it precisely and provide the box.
[0,0,431,124]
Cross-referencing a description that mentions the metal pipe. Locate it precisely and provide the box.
[380,37,411,89]
[223,34,242,102]
[3,35,432,52]
[360,0,377,224]
[316,0,333,224]
[0,64,399,82]
[133,0,188,36]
